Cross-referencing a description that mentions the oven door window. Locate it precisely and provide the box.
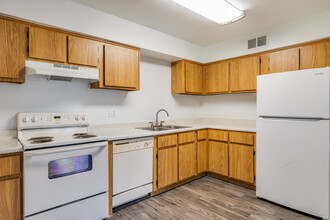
[48,155,92,179]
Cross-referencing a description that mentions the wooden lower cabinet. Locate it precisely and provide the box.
[179,143,197,181]
[0,152,22,220]
[229,143,254,184]
[0,178,21,220]
[157,146,178,189]
[197,141,208,173]
[208,141,228,176]
[153,129,256,194]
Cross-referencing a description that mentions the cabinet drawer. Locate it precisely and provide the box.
[157,134,177,148]
[229,132,254,146]
[197,130,207,140]
[178,131,196,144]
[0,155,20,177]
[208,129,228,142]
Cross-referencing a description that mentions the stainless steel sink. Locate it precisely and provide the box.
[161,125,192,129]
[136,125,192,131]
[137,127,171,131]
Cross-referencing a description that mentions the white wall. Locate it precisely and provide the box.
[0,57,201,130]
[0,0,203,62]
[202,9,330,63]
[200,93,257,120]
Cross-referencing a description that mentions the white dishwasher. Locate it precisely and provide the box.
[112,137,153,208]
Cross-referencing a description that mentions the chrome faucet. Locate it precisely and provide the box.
[151,109,169,127]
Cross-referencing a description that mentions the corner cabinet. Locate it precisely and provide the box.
[0,18,27,83]
[300,41,330,70]
[171,60,203,94]
[91,43,140,91]
[0,153,23,220]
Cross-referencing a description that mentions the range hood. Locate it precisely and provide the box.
[25,60,99,82]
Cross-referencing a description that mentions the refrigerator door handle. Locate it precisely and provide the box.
[259,116,326,122]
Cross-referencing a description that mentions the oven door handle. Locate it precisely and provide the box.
[24,142,107,157]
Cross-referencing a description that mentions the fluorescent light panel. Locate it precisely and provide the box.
[171,0,245,25]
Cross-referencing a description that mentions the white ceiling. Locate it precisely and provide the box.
[73,0,330,46]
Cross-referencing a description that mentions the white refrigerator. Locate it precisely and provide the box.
[256,67,330,219]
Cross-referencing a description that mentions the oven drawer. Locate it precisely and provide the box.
[25,192,108,220]
[24,141,108,217]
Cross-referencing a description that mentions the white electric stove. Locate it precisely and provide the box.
[17,112,109,220]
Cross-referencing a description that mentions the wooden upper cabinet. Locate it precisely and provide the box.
[300,41,330,70]
[29,26,67,62]
[104,44,140,89]
[68,36,103,67]
[267,48,299,74]
[229,143,254,184]
[185,62,203,94]
[229,56,259,92]
[204,62,229,94]
[0,18,27,83]
[171,60,203,94]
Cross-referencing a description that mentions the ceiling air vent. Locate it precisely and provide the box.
[248,35,267,49]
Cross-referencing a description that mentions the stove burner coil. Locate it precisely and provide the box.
[28,136,54,144]
[73,133,97,139]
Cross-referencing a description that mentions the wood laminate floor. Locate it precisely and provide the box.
[109,176,318,220]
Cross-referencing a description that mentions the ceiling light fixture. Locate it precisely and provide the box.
[171,0,245,25]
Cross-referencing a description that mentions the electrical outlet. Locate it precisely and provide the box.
[108,109,116,118]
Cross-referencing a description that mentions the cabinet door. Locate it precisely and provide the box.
[104,44,140,89]
[204,62,229,94]
[185,62,203,94]
[157,146,178,189]
[0,19,26,82]
[268,48,299,74]
[179,143,197,181]
[229,143,254,183]
[230,56,259,92]
[68,36,102,67]
[0,178,21,220]
[197,141,208,173]
[208,141,228,176]
[29,27,67,62]
[300,42,329,70]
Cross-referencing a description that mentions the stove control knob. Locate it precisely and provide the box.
[31,117,38,122]
[75,116,80,121]
[22,117,30,123]
[81,115,86,121]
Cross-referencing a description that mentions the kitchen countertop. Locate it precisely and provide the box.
[0,130,23,154]
[0,118,256,154]
[90,118,256,141]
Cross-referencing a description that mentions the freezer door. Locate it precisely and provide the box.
[256,117,329,219]
[257,67,329,119]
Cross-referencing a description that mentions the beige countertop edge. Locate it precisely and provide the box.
[0,139,23,154]
[105,125,256,141]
